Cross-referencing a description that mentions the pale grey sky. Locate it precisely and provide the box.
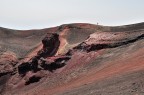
[0,0,144,29]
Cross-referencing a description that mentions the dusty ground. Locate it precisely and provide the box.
[0,22,144,95]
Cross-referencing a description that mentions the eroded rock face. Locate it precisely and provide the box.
[13,33,72,88]
[17,33,61,79]
[0,51,17,76]
[74,32,144,52]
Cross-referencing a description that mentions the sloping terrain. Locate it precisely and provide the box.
[0,22,144,95]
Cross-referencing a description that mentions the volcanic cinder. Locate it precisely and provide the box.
[0,22,144,95]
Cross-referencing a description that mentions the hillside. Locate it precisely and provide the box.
[0,22,144,95]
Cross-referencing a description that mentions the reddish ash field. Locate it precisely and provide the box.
[0,23,144,95]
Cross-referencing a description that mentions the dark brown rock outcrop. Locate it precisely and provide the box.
[17,33,61,79]
[38,33,60,57]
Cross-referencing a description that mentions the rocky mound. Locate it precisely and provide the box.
[0,22,144,95]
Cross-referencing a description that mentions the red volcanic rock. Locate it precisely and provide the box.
[0,23,144,95]
[0,51,17,76]
[73,31,144,52]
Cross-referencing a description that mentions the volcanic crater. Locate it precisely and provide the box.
[0,22,144,95]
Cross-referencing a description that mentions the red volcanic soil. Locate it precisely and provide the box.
[0,22,144,95]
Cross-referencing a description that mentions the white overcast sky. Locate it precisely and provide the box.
[0,0,144,29]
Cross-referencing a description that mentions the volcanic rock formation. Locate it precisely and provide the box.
[0,22,144,95]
